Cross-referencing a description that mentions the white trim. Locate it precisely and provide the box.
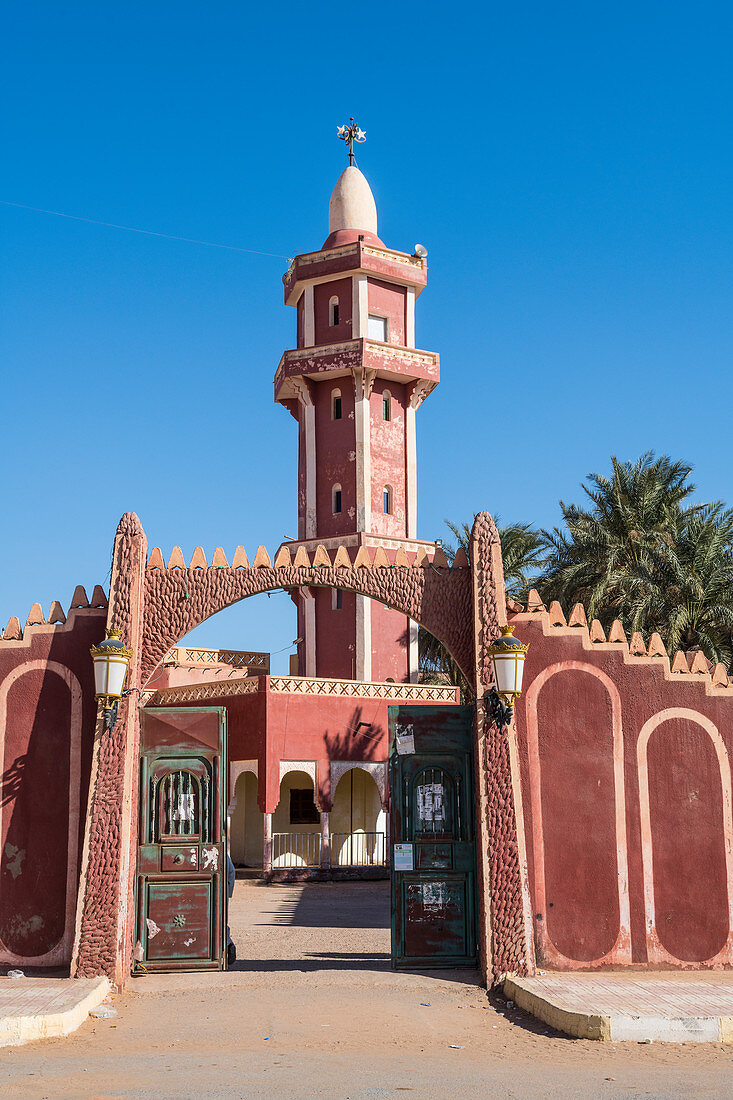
[299,587,316,678]
[355,595,372,681]
[229,760,258,816]
[354,392,371,531]
[356,275,369,337]
[408,618,419,683]
[406,286,415,347]
[303,284,315,347]
[280,760,317,787]
[406,402,417,538]
[330,761,388,806]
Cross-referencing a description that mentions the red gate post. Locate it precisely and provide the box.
[71,513,147,987]
[470,512,536,985]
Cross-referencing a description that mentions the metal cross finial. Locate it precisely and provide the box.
[337,118,366,166]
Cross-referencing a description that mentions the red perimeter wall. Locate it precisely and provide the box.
[0,607,104,968]
[511,607,733,970]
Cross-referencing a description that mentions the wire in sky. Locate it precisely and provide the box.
[0,198,290,259]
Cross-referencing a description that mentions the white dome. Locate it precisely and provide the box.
[328,166,378,237]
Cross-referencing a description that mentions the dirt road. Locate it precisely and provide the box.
[2,882,730,1099]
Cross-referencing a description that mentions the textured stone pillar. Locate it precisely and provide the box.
[470,512,535,985]
[319,811,330,871]
[71,512,147,987]
[263,813,273,872]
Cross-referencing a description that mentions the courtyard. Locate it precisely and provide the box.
[1,882,732,1099]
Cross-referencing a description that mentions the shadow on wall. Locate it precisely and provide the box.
[322,705,386,765]
[1,671,72,959]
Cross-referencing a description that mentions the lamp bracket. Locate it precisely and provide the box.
[103,700,119,731]
[486,688,513,731]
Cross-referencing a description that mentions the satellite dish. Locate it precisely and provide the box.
[414,243,428,258]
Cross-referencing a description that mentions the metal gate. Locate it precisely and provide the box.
[389,704,477,969]
[135,707,227,972]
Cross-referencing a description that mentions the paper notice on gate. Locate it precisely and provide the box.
[417,783,445,824]
[395,724,415,755]
[393,842,414,871]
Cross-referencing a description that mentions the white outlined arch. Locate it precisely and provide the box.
[330,760,388,807]
[525,660,631,967]
[0,660,83,966]
[637,707,733,965]
[228,759,258,816]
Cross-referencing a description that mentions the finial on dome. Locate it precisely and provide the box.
[337,117,366,166]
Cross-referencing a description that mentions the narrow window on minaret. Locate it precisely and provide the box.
[368,314,388,342]
[332,388,342,420]
[382,390,392,421]
[333,484,342,514]
[332,589,343,610]
[329,296,340,326]
[383,485,393,515]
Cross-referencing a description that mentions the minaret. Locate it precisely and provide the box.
[275,137,439,682]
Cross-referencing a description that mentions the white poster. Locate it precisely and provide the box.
[393,842,414,871]
[417,783,445,824]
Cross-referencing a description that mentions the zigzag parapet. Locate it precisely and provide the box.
[140,539,473,685]
[512,590,733,695]
[1,585,108,645]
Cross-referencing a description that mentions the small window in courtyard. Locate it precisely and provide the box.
[332,388,342,420]
[290,788,320,825]
[383,485,393,514]
[333,484,342,514]
[329,296,340,326]
[382,389,392,421]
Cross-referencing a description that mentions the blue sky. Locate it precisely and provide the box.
[2,2,732,671]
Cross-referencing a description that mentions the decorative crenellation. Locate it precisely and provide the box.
[513,590,733,695]
[163,646,270,670]
[143,677,260,706]
[1,585,108,643]
[266,675,459,702]
[144,541,468,574]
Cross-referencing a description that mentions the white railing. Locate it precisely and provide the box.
[272,832,321,868]
[330,832,387,868]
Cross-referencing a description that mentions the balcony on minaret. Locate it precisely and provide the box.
[275,161,439,684]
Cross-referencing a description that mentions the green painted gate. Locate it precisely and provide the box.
[389,704,477,969]
[135,707,227,973]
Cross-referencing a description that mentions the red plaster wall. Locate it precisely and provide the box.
[314,587,356,679]
[367,279,406,345]
[313,277,353,345]
[369,602,410,684]
[512,612,733,970]
[369,379,407,539]
[535,669,620,962]
[314,380,357,538]
[0,610,103,966]
[647,717,728,962]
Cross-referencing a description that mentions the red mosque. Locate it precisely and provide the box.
[2,143,733,990]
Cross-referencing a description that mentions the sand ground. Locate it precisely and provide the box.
[1,881,731,1099]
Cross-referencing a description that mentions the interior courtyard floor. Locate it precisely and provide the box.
[1,882,732,1099]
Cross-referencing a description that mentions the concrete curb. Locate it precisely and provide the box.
[0,977,110,1048]
[504,976,733,1043]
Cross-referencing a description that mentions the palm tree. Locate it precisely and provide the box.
[418,516,545,695]
[626,504,733,666]
[539,452,702,627]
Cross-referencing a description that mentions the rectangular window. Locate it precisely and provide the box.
[332,589,343,610]
[333,396,342,419]
[368,314,388,342]
[334,490,342,514]
[289,788,320,825]
[382,395,391,421]
[383,488,392,514]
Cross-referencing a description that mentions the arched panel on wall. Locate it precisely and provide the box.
[0,661,82,966]
[638,709,733,965]
[525,661,630,967]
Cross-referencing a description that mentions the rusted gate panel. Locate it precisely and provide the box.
[389,704,477,969]
[135,707,227,972]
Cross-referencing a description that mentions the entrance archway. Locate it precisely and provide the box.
[73,509,535,990]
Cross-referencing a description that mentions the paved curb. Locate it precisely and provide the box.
[504,976,733,1043]
[0,977,110,1048]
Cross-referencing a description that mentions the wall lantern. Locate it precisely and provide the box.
[486,624,529,730]
[90,628,133,731]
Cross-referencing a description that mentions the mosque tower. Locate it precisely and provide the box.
[275,130,439,682]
